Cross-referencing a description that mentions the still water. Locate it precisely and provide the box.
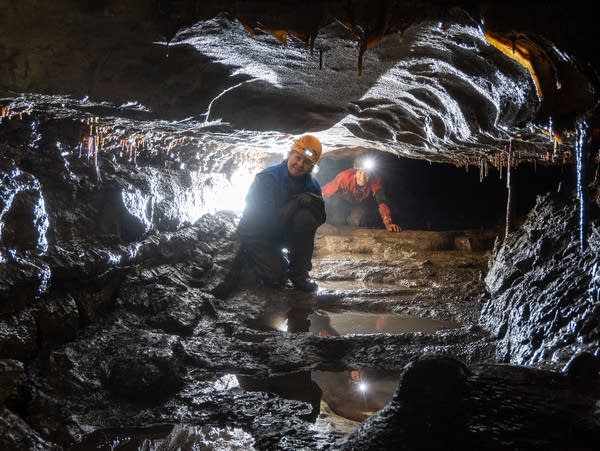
[259,306,458,336]
[72,309,458,448]
[245,306,459,422]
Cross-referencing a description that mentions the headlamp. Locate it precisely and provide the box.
[362,158,375,171]
[304,148,315,159]
[355,157,375,172]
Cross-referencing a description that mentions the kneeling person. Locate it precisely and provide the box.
[322,156,400,232]
[236,135,326,292]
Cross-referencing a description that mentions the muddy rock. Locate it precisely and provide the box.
[0,406,56,451]
[108,355,184,405]
[34,294,79,347]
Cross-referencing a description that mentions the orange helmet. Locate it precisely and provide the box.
[291,134,322,165]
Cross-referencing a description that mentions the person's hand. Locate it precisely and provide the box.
[385,222,401,232]
[296,192,322,207]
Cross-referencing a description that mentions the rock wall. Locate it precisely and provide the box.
[481,186,600,368]
[0,139,238,377]
[0,140,247,448]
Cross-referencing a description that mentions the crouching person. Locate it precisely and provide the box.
[236,134,326,292]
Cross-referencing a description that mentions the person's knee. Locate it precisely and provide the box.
[291,209,321,232]
[347,207,368,226]
[326,212,346,225]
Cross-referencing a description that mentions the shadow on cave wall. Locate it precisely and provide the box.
[316,151,570,231]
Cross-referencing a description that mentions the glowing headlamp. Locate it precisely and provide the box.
[361,158,375,171]
[355,157,375,172]
[303,148,315,159]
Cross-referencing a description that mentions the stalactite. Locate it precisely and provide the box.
[357,28,366,76]
[575,120,589,252]
[552,136,559,162]
[120,136,140,166]
[479,157,489,182]
[0,105,30,122]
[504,140,513,241]
[80,117,103,181]
[0,105,9,122]
[497,152,504,180]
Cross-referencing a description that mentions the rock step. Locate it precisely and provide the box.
[314,226,498,257]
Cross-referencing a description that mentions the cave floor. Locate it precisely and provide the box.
[211,225,500,437]
[20,223,501,450]
[312,224,498,325]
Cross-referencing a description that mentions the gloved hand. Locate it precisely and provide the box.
[296,192,323,207]
[279,197,302,224]
[385,222,401,232]
[382,215,401,232]
[279,193,325,225]
[297,193,325,223]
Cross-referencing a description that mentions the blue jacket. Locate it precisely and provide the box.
[237,160,322,239]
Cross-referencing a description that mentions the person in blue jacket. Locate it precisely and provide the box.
[235,134,326,292]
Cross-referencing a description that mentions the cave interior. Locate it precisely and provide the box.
[1,1,600,450]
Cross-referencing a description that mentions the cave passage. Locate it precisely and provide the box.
[2,1,600,448]
[316,151,569,231]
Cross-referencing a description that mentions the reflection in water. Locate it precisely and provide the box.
[244,306,458,423]
[311,368,401,422]
[237,372,322,422]
[308,309,458,336]
[260,305,457,336]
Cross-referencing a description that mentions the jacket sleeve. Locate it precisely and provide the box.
[374,185,393,224]
[237,173,281,237]
[377,202,393,225]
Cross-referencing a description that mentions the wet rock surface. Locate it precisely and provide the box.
[482,190,600,368]
[2,1,599,164]
[2,0,600,439]
[2,136,599,449]
[339,354,600,450]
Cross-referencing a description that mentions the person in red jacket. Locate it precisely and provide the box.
[322,156,401,232]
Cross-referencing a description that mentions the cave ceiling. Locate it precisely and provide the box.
[1,0,598,170]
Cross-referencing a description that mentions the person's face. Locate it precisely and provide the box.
[287,152,314,177]
[355,169,370,186]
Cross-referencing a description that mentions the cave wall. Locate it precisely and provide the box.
[0,140,235,360]
[481,184,600,368]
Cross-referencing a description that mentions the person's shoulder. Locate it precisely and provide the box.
[306,175,322,192]
[257,161,285,177]
[260,160,283,172]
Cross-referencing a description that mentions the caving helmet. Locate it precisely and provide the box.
[291,134,322,165]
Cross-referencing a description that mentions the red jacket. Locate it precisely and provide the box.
[322,168,392,222]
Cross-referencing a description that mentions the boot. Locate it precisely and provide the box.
[290,274,318,292]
